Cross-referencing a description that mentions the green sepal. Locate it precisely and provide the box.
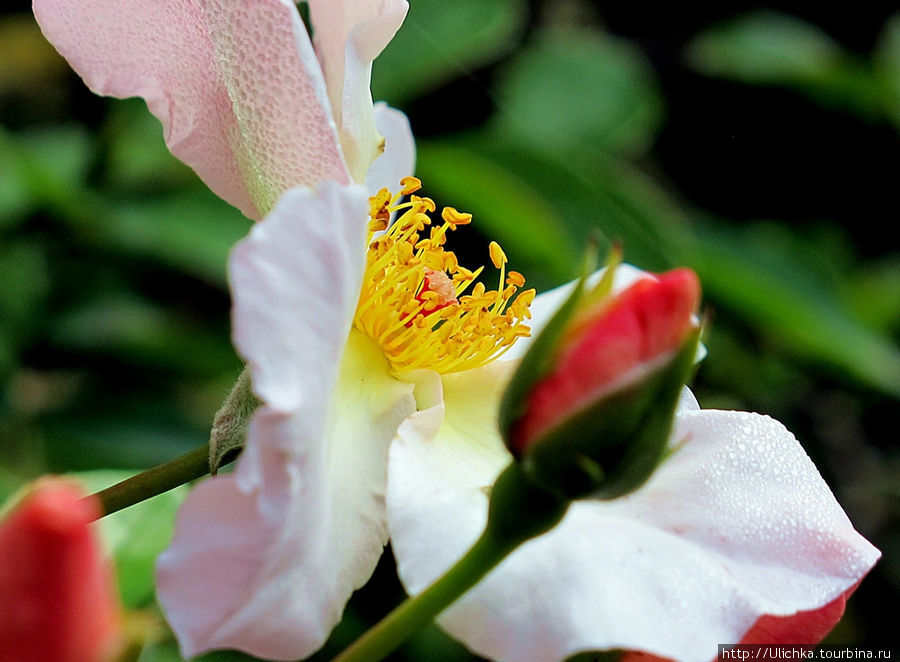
[521,327,700,501]
[499,254,595,446]
[484,462,570,552]
[208,365,259,474]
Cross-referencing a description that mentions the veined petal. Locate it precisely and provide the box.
[157,330,416,660]
[388,405,879,662]
[33,0,349,219]
[229,180,367,413]
[364,102,416,196]
[308,0,409,181]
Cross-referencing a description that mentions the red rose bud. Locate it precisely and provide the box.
[500,266,702,501]
[0,478,121,662]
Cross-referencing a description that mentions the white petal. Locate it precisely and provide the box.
[229,180,367,412]
[157,330,416,660]
[388,408,879,662]
[364,103,416,196]
[389,360,515,594]
[308,0,409,182]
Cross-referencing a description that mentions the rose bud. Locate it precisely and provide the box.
[0,478,121,662]
[499,263,701,501]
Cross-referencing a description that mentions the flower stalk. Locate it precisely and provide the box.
[88,444,213,518]
[333,463,568,662]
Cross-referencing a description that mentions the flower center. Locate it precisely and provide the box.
[354,177,535,374]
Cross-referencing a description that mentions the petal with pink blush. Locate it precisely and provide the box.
[229,181,368,413]
[388,403,879,662]
[309,0,409,181]
[33,0,349,219]
[158,180,417,659]
[157,331,415,660]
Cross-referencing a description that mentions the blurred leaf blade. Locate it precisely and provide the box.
[104,192,249,287]
[688,221,900,397]
[493,27,664,158]
[0,123,94,220]
[685,10,884,120]
[873,13,900,130]
[49,293,234,376]
[372,0,526,105]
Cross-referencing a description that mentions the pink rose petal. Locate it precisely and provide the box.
[34,0,349,219]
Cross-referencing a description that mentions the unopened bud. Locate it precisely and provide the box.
[0,478,121,662]
[499,264,701,501]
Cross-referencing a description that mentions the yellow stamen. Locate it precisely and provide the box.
[506,271,526,288]
[400,176,422,195]
[354,179,534,374]
[442,207,473,229]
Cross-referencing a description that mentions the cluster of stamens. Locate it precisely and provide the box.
[354,177,536,374]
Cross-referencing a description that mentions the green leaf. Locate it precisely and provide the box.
[493,27,663,158]
[873,14,900,130]
[372,0,526,105]
[451,135,691,272]
[847,257,900,333]
[73,470,187,608]
[0,123,94,220]
[49,292,234,376]
[685,11,883,119]
[43,410,206,473]
[104,192,249,287]
[102,99,198,190]
[0,240,50,328]
[687,221,900,397]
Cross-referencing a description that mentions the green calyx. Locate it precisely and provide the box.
[499,248,608,445]
[520,328,700,501]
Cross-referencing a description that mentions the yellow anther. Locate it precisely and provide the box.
[369,188,392,224]
[443,252,458,271]
[514,289,537,309]
[368,218,389,232]
[506,271,526,288]
[411,195,436,213]
[442,207,473,229]
[400,176,422,195]
[422,252,445,270]
[354,177,532,374]
[489,241,507,269]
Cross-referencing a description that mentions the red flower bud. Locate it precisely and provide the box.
[513,268,700,453]
[500,266,702,501]
[0,478,121,662]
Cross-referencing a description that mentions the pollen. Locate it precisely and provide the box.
[354,180,536,374]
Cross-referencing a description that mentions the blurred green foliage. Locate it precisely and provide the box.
[1,1,897,660]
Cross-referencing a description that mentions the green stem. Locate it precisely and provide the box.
[87,366,258,518]
[88,444,212,518]
[333,464,568,662]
